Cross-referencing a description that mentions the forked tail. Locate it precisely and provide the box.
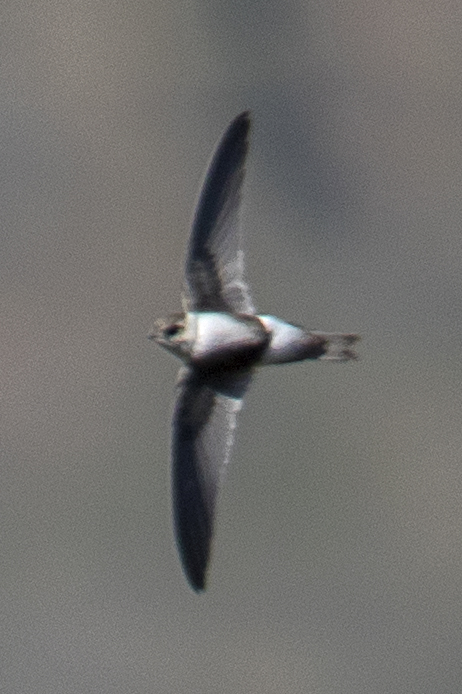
[312,332,360,362]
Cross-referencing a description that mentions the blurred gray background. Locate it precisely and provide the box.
[1,1,462,692]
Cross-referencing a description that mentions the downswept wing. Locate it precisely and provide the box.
[172,367,251,591]
[185,111,255,315]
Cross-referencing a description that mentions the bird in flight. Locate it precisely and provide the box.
[149,111,359,592]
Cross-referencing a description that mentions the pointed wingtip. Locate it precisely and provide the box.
[179,549,208,593]
[228,110,251,139]
[236,109,251,122]
[189,575,207,593]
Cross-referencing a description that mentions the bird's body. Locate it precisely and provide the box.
[150,111,359,591]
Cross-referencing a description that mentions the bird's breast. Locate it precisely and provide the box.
[188,312,269,370]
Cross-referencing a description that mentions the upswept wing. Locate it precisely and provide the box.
[172,366,251,591]
[185,111,255,314]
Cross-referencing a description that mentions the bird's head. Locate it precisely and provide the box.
[148,312,194,361]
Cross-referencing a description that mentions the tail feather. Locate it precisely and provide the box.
[312,332,360,362]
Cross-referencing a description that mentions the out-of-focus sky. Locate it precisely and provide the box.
[1,2,462,692]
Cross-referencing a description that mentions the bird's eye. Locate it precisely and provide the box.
[164,323,181,338]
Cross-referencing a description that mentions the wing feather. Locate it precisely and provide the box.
[172,367,250,591]
[185,111,255,314]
